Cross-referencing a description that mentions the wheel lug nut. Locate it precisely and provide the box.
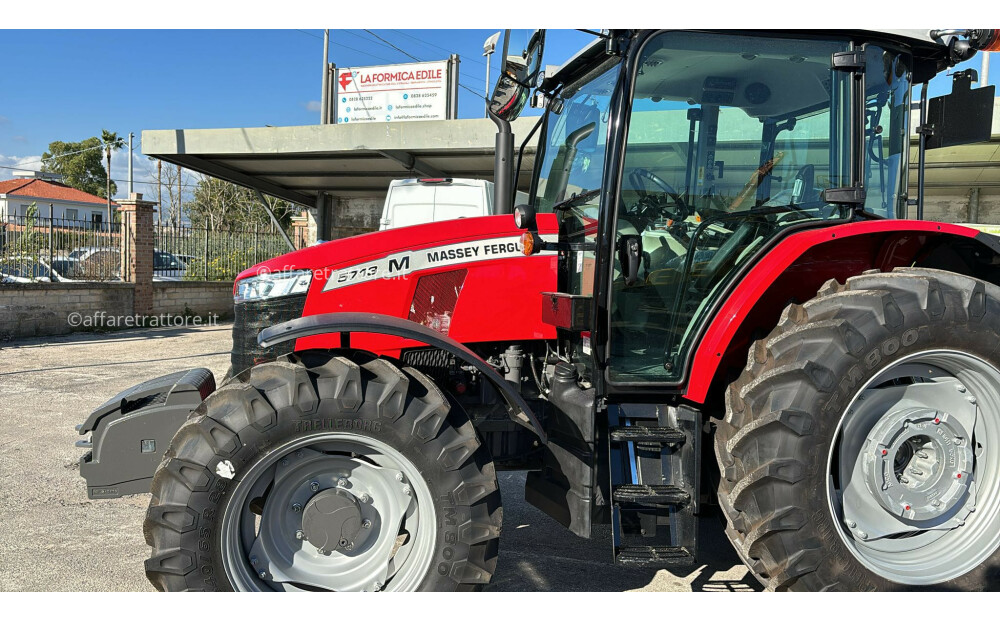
[250,555,258,566]
[337,477,348,488]
[362,519,372,529]
[845,519,857,528]
[968,396,977,405]
[359,493,371,503]
[295,530,304,540]
[402,485,411,496]
[310,481,320,492]
[280,458,288,466]
[259,570,267,579]
[857,531,868,540]
[291,503,302,513]
[373,581,383,591]
[395,473,405,483]
[901,477,910,484]
[916,451,929,459]
[957,385,967,393]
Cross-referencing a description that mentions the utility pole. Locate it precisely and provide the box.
[983,52,991,87]
[483,32,500,118]
[157,160,162,225]
[127,133,134,195]
[106,146,112,231]
[177,164,182,227]
[321,29,331,124]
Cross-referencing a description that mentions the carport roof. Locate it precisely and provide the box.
[142,117,541,206]
[143,100,1000,207]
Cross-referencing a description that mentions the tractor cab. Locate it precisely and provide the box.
[509,30,995,386]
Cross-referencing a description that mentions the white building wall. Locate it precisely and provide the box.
[0,196,110,223]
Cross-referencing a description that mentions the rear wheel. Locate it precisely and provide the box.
[715,268,1000,591]
[144,351,501,591]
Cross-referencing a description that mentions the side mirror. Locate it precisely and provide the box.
[926,69,995,150]
[513,204,535,229]
[488,29,546,122]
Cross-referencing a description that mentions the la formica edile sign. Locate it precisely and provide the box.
[336,60,451,123]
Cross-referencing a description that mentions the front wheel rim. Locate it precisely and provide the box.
[219,432,437,592]
[827,349,1000,585]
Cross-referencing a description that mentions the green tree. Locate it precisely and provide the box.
[40,136,110,198]
[188,177,297,232]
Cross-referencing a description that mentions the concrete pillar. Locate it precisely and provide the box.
[117,192,157,316]
[969,187,981,224]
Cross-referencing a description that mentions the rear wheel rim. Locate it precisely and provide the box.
[827,349,1000,585]
[219,432,436,592]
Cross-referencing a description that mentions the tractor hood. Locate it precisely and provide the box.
[236,214,554,283]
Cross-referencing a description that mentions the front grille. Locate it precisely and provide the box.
[231,293,308,377]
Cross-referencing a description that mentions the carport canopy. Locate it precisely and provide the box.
[143,100,1000,207]
[142,117,542,206]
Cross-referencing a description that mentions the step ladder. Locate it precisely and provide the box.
[608,404,701,568]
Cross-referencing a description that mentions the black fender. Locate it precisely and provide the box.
[77,368,216,499]
[258,312,547,443]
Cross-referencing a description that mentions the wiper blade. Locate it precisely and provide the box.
[553,188,601,211]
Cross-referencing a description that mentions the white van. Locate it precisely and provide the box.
[379,178,529,230]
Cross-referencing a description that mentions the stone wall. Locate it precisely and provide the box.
[153,281,234,320]
[0,281,234,342]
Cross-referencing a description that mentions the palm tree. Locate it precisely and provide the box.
[101,129,125,229]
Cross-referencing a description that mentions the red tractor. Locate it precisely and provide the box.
[78,29,1000,591]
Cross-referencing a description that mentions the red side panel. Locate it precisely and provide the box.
[682,220,980,404]
[238,214,558,356]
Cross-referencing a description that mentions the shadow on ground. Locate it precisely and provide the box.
[487,472,762,592]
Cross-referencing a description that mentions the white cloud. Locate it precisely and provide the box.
[0,153,45,180]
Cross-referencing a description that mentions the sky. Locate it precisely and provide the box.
[0,28,993,201]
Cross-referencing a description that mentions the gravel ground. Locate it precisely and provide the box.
[0,324,758,592]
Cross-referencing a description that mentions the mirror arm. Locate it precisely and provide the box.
[489,108,515,216]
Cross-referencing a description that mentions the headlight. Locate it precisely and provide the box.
[235,269,312,303]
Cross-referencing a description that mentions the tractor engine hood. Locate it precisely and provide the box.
[235,214,559,357]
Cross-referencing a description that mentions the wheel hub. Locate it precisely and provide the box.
[862,407,973,522]
[301,487,365,553]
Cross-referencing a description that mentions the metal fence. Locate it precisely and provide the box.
[155,221,291,281]
[1,214,121,282]
[1,214,291,283]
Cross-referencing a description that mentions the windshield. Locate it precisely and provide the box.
[609,31,857,383]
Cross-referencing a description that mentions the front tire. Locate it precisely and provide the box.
[715,268,1000,591]
[144,351,501,591]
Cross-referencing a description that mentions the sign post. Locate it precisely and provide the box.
[336,59,453,124]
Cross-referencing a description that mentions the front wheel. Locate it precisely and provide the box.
[144,351,501,591]
[715,268,1000,591]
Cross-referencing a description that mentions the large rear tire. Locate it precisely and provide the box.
[715,268,1000,591]
[144,350,501,591]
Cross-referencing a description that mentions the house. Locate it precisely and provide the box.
[0,171,118,228]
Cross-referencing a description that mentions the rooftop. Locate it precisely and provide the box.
[0,178,117,207]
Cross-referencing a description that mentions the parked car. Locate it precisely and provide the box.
[153,250,187,281]
[0,256,78,283]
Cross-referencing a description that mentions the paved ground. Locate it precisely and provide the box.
[0,324,759,592]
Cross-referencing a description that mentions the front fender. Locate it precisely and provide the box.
[259,312,547,443]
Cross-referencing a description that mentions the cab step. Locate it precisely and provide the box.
[609,425,686,445]
[615,545,695,568]
[612,484,690,506]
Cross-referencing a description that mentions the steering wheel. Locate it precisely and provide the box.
[626,167,693,238]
